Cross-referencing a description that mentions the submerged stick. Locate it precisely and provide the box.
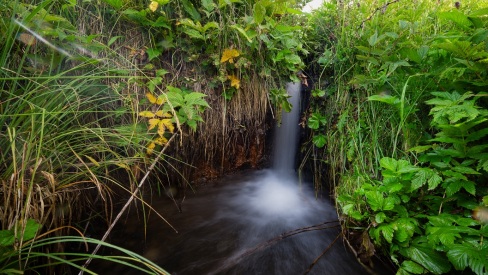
[210,220,340,275]
[302,232,341,275]
[79,134,177,275]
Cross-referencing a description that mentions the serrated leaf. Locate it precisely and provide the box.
[384,197,396,211]
[146,47,162,61]
[444,179,463,197]
[452,166,481,175]
[428,172,442,190]
[402,244,451,274]
[375,212,387,224]
[379,224,394,243]
[365,191,384,211]
[146,92,164,105]
[139,111,156,118]
[380,157,397,172]
[463,181,476,195]
[148,118,160,130]
[312,134,327,148]
[185,92,209,107]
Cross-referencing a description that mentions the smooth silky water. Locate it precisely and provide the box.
[94,83,365,274]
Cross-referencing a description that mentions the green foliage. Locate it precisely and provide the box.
[307,1,488,274]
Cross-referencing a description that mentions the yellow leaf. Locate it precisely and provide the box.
[139,111,155,118]
[220,48,240,64]
[227,74,240,89]
[155,110,172,118]
[154,136,168,145]
[146,92,164,105]
[148,118,160,130]
[162,119,175,133]
[147,142,156,155]
[149,1,158,12]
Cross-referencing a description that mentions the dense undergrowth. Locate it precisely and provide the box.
[2,0,488,274]
[304,0,488,274]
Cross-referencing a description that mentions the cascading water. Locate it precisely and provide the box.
[94,83,365,275]
[272,82,301,172]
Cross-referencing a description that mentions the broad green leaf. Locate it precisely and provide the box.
[181,0,201,21]
[146,47,162,61]
[383,197,396,211]
[379,224,394,243]
[201,0,215,13]
[375,212,387,224]
[0,230,15,246]
[438,11,473,29]
[312,134,327,148]
[185,92,209,107]
[253,2,266,24]
[427,172,442,190]
[402,244,451,274]
[380,157,397,172]
[446,243,488,274]
[452,166,481,175]
[444,179,463,197]
[365,191,384,211]
[368,31,378,46]
[401,260,425,274]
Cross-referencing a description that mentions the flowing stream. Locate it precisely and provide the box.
[94,83,365,274]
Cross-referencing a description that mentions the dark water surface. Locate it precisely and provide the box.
[93,169,365,275]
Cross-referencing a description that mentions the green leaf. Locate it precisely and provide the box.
[184,92,209,107]
[379,224,394,243]
[365,191,384,211]
[401,260,425,274]
[307,113,326,130]
[253,2,266,24]
[428,172,442,190]
[230,25,253,43]
[438,10,473,29]
[402,244,451,274]
[23,219,40,242]
[368,31,378,46]
[375,212,387,224]
[201,0,215,13]
[368,94,400,106]
[181,0,201,21]
[0,230,15,246]
[380,157,397,172]
[312,134,327,148]
[146,47,162,61]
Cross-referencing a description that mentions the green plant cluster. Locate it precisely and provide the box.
[101,0,307,105]
[304,0,488,274]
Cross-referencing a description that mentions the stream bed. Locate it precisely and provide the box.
[93,169,366,275]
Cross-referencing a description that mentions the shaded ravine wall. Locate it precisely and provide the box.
[166,74,273,186]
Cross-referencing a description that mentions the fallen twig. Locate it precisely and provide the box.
[210,220,341,274]
[303,232,342,275]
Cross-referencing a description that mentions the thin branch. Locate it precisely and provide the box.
[210,220,341,275]
[79,134,178,274]
[302,232,341,275]
[359,0,401,29]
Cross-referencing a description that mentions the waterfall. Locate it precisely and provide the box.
[272,82,302,172]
